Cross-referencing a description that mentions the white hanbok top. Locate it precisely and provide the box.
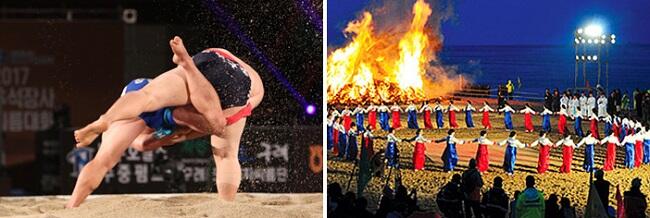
[499,137,526,148]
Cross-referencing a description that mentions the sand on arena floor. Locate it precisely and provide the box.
[0,193,322,218]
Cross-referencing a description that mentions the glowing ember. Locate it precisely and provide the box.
[327,0,464,105]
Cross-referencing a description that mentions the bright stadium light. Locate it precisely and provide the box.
[611,39,616,44]
[576,55,579,60]
[577,28,584,34]
[593,55,598,61]
[575,38,580,44]
[587,56,592,60]
[611,34,616,39]
[581,39,586,43]
[588,39,593,44]
[584,24,603,37]
[601,39,605,44]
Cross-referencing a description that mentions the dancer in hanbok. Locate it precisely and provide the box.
[558,105,569,135]
[576,131,599,172]
[603,114,613,136]
[352,105,366,132]
[472,130,494,172]
[346,123,359,161]
[366,103,378,130]
[498,103,516,130]
[332,117,340,155]
[498,131,527,175]
[573,107,584,137]
[612,116,621,139]
[540,106,553,132]
[384,128,402,168]
[579,92,588,117]
[435,129,465,172]
[479,101,494,129]
[327,113,335,151]
[337,119,347,158]
[519,103,536,132]
[406,102,419,129]
[390,103,403,129]
[600,132,621,171]
[361,126,375,158]
[378,103,391,131]
[634,128,644,167]
[341,106,352,131]
[529,131,554,174]
[622,131,637,169]
[556,133,577,173]
[643,128,650,164]
[589,109,600,139]
[411,129,431,171]
[447,101,460,128]
[464,100,476,128]
[420,101,434,129]
[434,101,445,129]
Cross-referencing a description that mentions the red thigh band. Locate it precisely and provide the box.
[226,103,252,125]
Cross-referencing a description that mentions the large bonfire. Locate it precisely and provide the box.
[327,0,464,105]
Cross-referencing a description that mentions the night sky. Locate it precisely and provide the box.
[328,0,650,46]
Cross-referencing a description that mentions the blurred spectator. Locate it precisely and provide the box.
[462,158,483,218]
[552,88,561,112]
[506,80,514,100]
[436,174,464,218]
[327,183,343,214]
[545,194,560,218]
[559,197,576,218]
[509,190,521,218]
[544,88,552,110]
[355,197,373,218]
[624,178,647,218]
[481,176,509,218]
[515,176,545,217]
[593,169,611,209]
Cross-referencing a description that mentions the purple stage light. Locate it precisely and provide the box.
[305,104,316,115]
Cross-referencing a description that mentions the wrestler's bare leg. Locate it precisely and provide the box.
[211,120,245,201]
[170,36,227,136]
[66,119,145,208]
[74,68,190,147]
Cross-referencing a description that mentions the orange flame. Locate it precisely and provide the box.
[327,0,465,105]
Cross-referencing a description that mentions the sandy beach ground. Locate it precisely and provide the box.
[0,193,322,218]
[328,108,650,216]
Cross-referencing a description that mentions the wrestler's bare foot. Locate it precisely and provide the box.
[74,118,107,147]
[169,36,194,68]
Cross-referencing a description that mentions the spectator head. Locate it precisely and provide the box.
[548,194,559,204]
[595,169,604,180]
[526,175,536,188]
[509,131,517,138]
[328,183,342,198]
[493,176,503,188]
[632,177,642,190]
[480,130,487,137]
[355,197,368,210]
[451,174,461,184]
[469,158,477,169]
[514,190,521,200]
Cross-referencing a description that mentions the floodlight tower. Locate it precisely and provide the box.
[574,23,615,92]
